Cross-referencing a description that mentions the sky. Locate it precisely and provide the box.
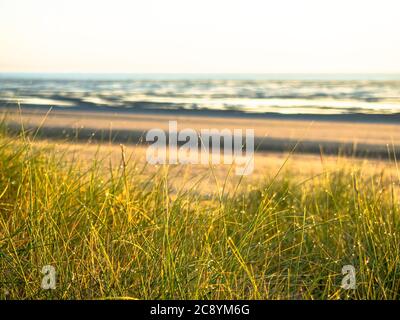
[0,0,400,74]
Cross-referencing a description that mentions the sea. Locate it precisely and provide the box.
[1,73,400,115]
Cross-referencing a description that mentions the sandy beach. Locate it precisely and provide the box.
[2,105,400,160]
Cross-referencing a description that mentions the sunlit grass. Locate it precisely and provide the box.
[0,126,399,300]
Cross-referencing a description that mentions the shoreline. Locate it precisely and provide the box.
[2,103,400,124]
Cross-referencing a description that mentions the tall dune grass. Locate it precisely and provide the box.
[0,127,399,300]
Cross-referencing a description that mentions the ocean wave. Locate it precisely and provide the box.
[1,79,400,115]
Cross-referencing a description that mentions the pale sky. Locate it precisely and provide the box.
[1,0,399,73]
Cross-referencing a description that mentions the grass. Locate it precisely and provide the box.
[0,126,400,300]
